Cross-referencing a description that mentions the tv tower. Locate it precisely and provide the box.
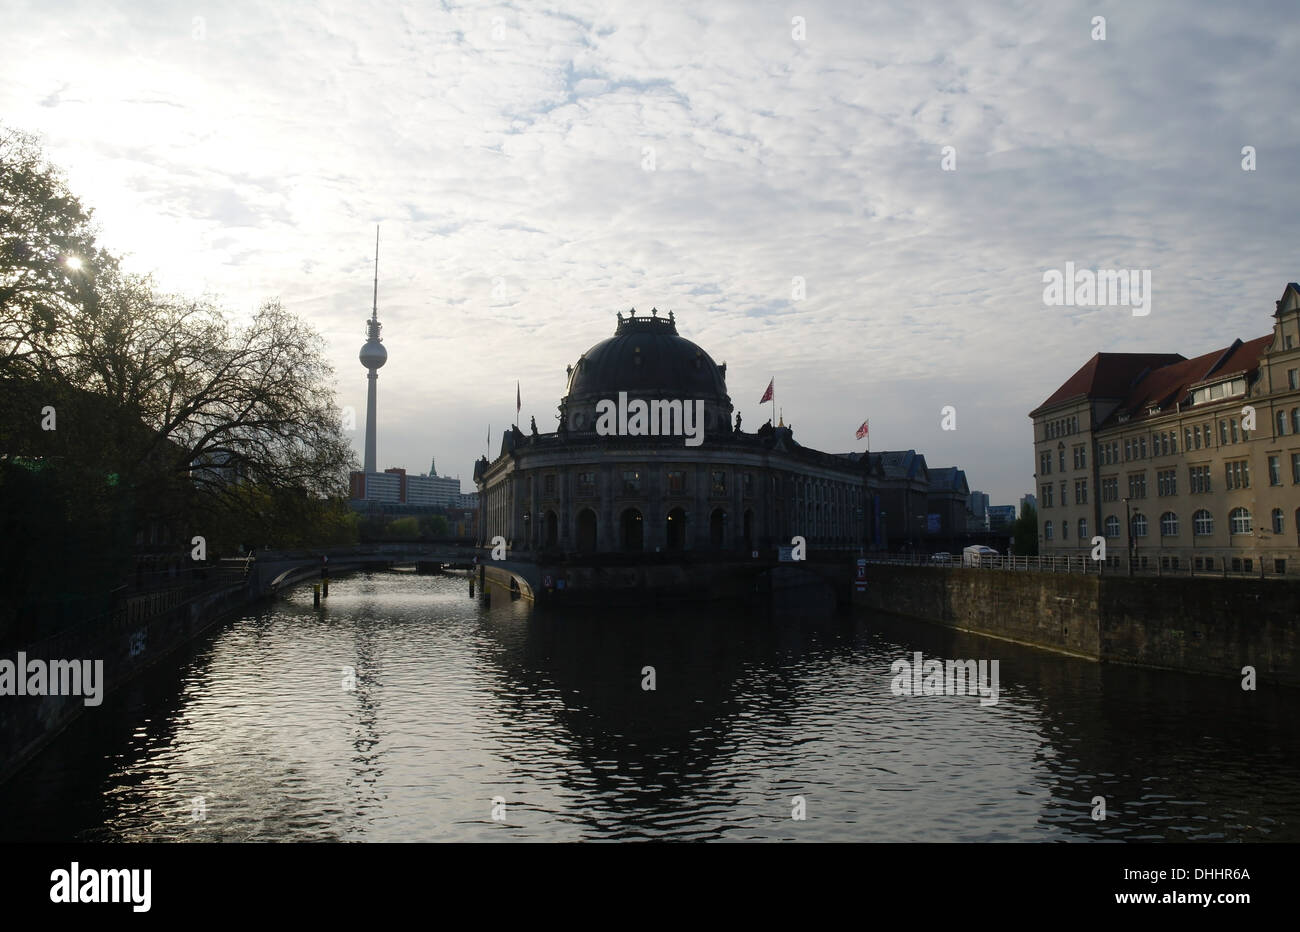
[358,226,386,473]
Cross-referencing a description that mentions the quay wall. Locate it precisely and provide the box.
[857,565,1299,686]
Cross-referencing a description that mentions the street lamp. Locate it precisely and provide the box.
[1123,497,1133,576]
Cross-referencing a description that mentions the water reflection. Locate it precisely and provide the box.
[0,571,1295,842]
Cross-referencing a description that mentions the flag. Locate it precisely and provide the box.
[486,424,491,450]
[856,419,869,440]
[759,378,774,404]
[516,382,521,417]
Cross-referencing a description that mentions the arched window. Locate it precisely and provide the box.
[1160,512,1179,537]
[1230,507,1252,535]
[1131,514,1148,538]
[1104,515,1120,538]
[1078,518,1088,539]
[1044,521,1054,541]
[1272,508,1284,535]
[1278,410,1288,437]
[1194,509,1214,536]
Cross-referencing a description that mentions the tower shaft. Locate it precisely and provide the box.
[364,370,379,473]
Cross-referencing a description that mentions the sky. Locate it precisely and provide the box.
[4,0,1300,504]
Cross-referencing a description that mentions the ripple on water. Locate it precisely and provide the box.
[1,573,1297,842]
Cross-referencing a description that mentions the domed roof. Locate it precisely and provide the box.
[564,310,728,401]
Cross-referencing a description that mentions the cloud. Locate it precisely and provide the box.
[3,0,1299,505]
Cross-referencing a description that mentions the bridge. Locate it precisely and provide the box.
[238,541,485,597]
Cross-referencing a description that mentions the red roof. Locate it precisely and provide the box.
[1032,335,1274,423]
[1032,352,1184,414]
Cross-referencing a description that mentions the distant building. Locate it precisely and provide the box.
[349,460,466,508]
[1020,493,1037,513]
[1030,280,1300,573]
[967,490,990,532]
[988,504,1017,532]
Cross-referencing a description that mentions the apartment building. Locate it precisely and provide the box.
[1029,281,1300,573]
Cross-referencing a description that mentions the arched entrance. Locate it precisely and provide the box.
[710,508,726,550]
[743,509,754,552]
[621,508,644,551]
[576,508,597,552]
[666,507,686,551]
[544,510,558,548]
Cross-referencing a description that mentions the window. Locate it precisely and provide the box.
[1157,468,1177,496]
[1131,514,1148,538]
[1272,508,1285,535]
[1293,408,1300,434]
[710,470,726,495]
[1160,512,1179,537]
[1044,521,1053,541]
[1074,479,1088,504]
[1279,410,1288,437]
[622,470,641,494]
[578,471,596,494]
[1139,436,1147,458]
[667,470,686,493]
[1293,453,1300,484]
[743,472,754,497]
[1269,455,1282,486]
[1219,420,1229,446]
[1127,472,1147,499]
[1041,484,1053,507]
[1290,368,1299,390]
[1104,515,1120,538]
[1040,452,1051,475]
[1124,438,1131,461]
[1062,520,1070,540]
[1231,418,1240,443]
[544,474,556,496]
[1225,459,1250,490]
[1060,481,1066,505]
[1185,427,1194,450]
[1230,507,1252,535]
[1101,477,1119,502]
[1193,509,1214,536]
[1189,464,1211,493]
[1202,424,1211,449]
[1078,518,1088,538]
[1058,448,1065,471]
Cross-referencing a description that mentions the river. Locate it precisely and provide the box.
[2,570,1296,841]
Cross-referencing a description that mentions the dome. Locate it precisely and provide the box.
[360,340,387,369]
[564,311,727,403]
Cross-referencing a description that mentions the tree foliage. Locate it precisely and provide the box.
[0,124,357,634]
[1013,503,1039,556]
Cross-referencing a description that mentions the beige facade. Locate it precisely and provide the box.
[1031,282,1300,574]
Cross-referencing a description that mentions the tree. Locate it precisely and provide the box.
[1013,503,1039,556]
[0,125,116,381]
[0,127,357,640]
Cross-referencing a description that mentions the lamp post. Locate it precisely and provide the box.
[1123,497,1133,576]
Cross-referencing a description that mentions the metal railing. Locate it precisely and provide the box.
[861,552,1300,578]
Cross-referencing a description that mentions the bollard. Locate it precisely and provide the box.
[469,581,475,598]
[483,589,491,607]
[313,584,321,608]
[323,577,329,597]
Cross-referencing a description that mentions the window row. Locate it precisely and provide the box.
[1046,415,1079,440]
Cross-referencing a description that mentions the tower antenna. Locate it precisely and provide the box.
[372,225,379,321]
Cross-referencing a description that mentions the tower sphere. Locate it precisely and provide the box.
[360,340,387,369]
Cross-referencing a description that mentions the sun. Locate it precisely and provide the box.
[65,255,83,271]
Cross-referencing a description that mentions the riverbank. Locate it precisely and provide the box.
[855,564,1300,686]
